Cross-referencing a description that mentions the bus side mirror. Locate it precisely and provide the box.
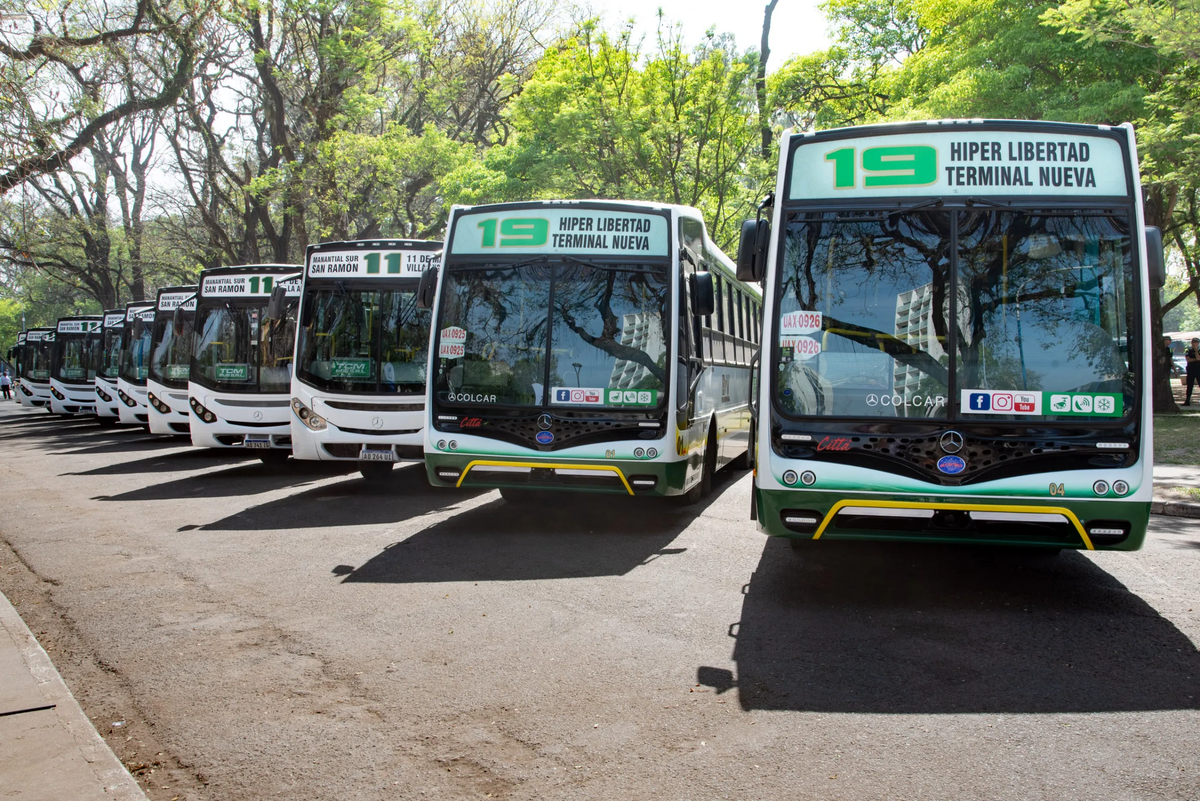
[736,219,769,282]
[417,266,439,310]
[1146,226,1165,289]
[172,307,185,330]
[131,318,144,339]
[690,271,715,317]
[265,285,287,321]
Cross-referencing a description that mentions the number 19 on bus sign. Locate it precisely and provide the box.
[477,218,549,248]
[825,146,938,189]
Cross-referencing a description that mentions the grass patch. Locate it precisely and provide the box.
[1154,412,1200,465]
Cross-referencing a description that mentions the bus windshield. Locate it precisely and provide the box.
[120,321,153,384]
[23,340,52,382]
[98,328,123,379]
[192,301,296,393]
[150,314,194,388]
[775,209,1134,420]
[434,262,670,408]
[53,335,94,383]
[296,284,429,394]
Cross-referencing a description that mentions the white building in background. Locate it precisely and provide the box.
[609,312,664,389]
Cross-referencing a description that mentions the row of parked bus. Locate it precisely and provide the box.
[4,119,1162,553]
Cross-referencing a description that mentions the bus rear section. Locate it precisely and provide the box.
[50,316,102,415]
[744,120,1155,551]
[146,287,197,436]
[94,310,126,424]
[189,265,301,461]
[422,200,759,501]
[291,240,440,480]
[117,302,156,425]
[18,328,55,409]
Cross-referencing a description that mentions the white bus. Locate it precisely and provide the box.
[418,200,761,501]
[17,328,55,409]
[94,310,126,425]
[189,264,302,462]
[49,316,102,415]
[739,119,1158,551]
[116,301,156,425]
[291,239,441,480]
[146,286,197,436]
[11,331,26,403]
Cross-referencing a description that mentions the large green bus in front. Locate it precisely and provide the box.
[421,200,762,502]
[739,120,1161,551]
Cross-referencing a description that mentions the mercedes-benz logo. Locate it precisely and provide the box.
[940,430,964,454]
[253,410,264,421]
[537,413,553,431]
[371,416,384,429]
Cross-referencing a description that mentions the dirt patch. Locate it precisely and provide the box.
[0,536,211,801]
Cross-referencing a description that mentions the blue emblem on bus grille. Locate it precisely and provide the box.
[937,455,966,475]
[535,431,554,444]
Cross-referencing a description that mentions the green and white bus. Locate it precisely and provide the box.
[94,310,126,424]
[420,200,761,501]
[116,301,157,425]
[17,328,55,409]
[291,240,441,480]
[738,120,1161,551]
[49,316,102,415]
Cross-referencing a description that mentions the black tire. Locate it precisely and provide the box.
[257,450,290,466]
[359,461,394,481]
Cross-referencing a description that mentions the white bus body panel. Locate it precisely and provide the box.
[188,383,291,450]
[21,380,51,409]
[146,377,190,435]
[116,378,149,425]
[290,380,424,462]
[94,377,120,418]
[49,377,95,415]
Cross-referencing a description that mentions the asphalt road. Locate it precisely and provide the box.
[0,402,1197,801]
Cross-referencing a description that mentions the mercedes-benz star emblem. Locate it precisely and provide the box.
[940,430,964,454]
[371,416,384,429]
[253,410,264,421]
[537,414,553,431]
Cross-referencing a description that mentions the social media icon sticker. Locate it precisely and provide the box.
[992,393,1013,412]
[571,389,585,402]
[968,392,991,411]
[555,389,570,402]
[1014,393,1037,413]
[1072,395,1093,413]
[1050,394,1071,412]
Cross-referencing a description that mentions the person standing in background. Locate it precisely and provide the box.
[1186,338,1200,406]
[0,370,10,400]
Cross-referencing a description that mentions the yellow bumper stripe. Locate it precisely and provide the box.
[812,498,1095,550]
[455,460,635,495]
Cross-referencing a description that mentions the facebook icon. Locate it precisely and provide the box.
[968,392,991,411]
[555,389,571,402]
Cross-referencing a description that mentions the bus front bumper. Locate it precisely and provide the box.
[754,487,1150,551]
[425,452,691,497]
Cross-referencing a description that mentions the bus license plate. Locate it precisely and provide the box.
[243,436,272,449]
[360,449,395,462]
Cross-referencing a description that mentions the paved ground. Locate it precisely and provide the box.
[0,402,1198,800]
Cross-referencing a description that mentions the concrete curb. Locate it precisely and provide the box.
[1150,500,1200,519]
[0,591,147,800]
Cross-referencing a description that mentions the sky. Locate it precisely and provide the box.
[581,0,832,70]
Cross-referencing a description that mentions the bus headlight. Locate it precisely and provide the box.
[189,397,217,424]
[291,397,326,431]
[117,388,138,407]
[50,387,65,400]
[96,386,112,402]
[147,392,172,414]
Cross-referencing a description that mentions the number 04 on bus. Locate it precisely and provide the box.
[739,120,1163,550]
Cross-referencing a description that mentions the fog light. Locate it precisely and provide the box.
[1112,480,1129,495]
[1093,480,1109,496]
[782,470,798,486]
[800,470,817,486]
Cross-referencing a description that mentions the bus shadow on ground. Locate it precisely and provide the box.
[195,463,484,531]
[341,493,691,583]
[698,539,1200,714]
[64,447,256,477]
[93,458,358,502]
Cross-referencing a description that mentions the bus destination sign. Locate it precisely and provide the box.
[201,274,302,297]
[103,312,126,328]
[157,292,197,311]
[57,319,101,334]
[308,249,439,278]
[125,305,155,322]
[790,129,1129,200]
[450,208,669,257]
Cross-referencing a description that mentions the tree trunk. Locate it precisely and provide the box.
[756,0,779,161]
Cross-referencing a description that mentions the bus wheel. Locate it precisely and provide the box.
[258,450,290,466]
[359,461,394,481]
